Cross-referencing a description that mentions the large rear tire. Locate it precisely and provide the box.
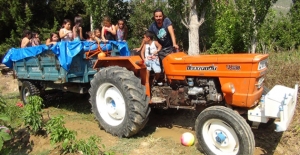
[89,66,150,137]
[20,81,40,104]
[195,106,255,155]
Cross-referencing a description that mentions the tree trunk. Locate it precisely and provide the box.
[250,4,257,53]
[188,5,200,55]
[250,38,257,53]
[90,15,93,31]
[250,30,257,54]
[188,24,200,55]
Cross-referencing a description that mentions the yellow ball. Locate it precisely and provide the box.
[181,132,195,146]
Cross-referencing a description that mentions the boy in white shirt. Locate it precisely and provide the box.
[141,31,162,85]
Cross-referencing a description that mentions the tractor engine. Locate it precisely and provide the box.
[151,78,223,109]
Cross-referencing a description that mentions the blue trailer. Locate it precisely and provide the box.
[2,41,131,102]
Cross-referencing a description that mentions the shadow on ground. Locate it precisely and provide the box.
[252,124,283,155]
[6,128,48,155]
[42,90,91,114]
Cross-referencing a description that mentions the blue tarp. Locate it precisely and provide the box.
[2,41,130,71]
[2,45,49,69]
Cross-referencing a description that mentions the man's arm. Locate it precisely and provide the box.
[167,25,179,49]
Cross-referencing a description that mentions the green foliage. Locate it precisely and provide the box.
[234,0,278,52]
[167,0,197,50]
[0,96,6,112]
[45,115,76,145]
[83,0,130,30]
[257,10,277,53]
[73,136,102,155]
[45,116,113,155]
[208,1,238,53]
[0,127,11,151]
[83,0,107,30]
[289,1,300,49]
[127,0,168,48]
[23,96,44,134]
[0,0,297,56]
[0,96,12,152]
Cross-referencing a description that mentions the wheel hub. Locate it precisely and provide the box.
[106,98,122,120]
[23,87,30,102]
[96,83,126,126]
[215,131,227,144]
[203,119,239,154]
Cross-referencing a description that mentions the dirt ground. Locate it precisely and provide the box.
[1,73,299,155]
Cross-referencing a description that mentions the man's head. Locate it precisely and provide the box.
[153,8,165,26]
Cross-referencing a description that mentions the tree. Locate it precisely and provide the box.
[83,0,130,30]
[234,0,278,53]
[0,0,33,55]
[208,0,240,53]
[0,0,86,57]
[289,0,300,49]
[169,0,209,55]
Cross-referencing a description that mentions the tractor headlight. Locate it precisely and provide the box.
[255,77,265,89]
[258,59,267,70]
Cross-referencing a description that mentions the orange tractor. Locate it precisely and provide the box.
[6,41,298,155]
[90,51,298,155]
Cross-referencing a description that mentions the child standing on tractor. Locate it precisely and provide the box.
[73,16,83,41]
[115,19,128,41]
[59,19,73,41]
[141,31,162,85]
[101,16,116,42]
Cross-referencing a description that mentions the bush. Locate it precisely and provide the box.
[22,96,44,134]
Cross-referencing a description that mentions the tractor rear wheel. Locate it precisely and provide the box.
[20,81,41,104]
[195,106,255,155]
[89,66,150,137]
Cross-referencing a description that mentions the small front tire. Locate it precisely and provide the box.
[195,106,255,155]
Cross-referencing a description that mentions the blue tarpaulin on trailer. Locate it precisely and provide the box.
[2,41,130,71]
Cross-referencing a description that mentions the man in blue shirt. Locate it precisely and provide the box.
[135,8,179,60]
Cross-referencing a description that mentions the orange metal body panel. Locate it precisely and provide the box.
[92,52,268,108]
[163,52,268,108]
[93,56,151,96]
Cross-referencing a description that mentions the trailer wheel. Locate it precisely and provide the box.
[20,81,40,104]
[195,106,255,155]
[89,66,150,137]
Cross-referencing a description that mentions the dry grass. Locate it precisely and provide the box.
[265,50,300,88]
[262,50,300,155]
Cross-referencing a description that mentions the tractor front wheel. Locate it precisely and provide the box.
[89,66,150,137]
[195,106,255,155]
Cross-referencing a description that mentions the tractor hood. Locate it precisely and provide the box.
[165,52,267,64]
[163,52,268,79]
